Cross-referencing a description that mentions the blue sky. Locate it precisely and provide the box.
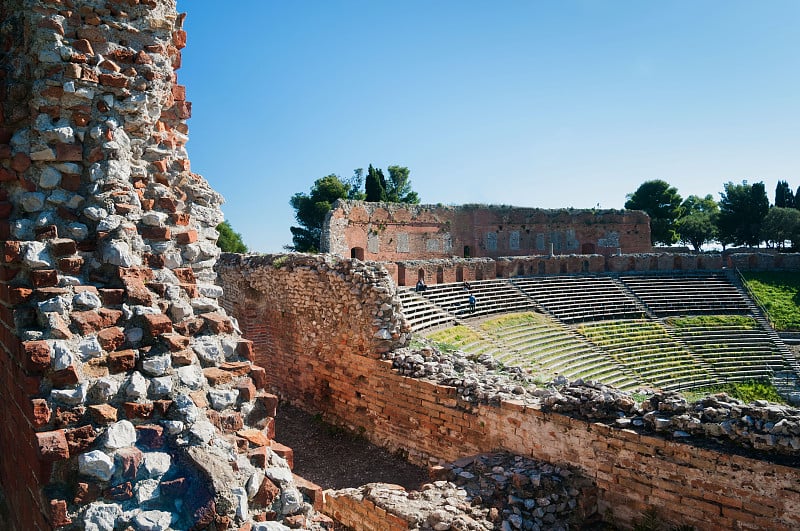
[180,1,799,252]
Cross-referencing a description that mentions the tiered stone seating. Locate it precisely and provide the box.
[577,319,716,391]
[419,279,537,318]
[512,276,645,323]
[667,318,792,382]
[620,273,750,316]
[396,289,457,332]
[449,313,642,391]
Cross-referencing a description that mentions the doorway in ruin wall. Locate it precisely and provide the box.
[436,266,444,284]
[456,266,464,282]
[351,247,365,260]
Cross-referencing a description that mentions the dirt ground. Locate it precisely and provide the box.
[274,403,429,491]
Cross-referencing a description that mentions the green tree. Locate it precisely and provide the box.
[775,180,794,208]
[365,164,386,202]
[385,165,420,203]
[717,181,770,248]
[216,220,248,253]
[288,174,352,252]
[761,207,800,249]
[624,179,683,246]
[676,194,718,251]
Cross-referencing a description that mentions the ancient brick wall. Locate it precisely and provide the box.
[0,2,316,529]
[220,255,800,530]
[322,200,652,261]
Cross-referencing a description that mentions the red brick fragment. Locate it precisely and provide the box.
[176,230,197,244]
[161,332,190,352]
[104,481,133,501]
[30,399,51,428]
[24,340,51,373]
[219,361,251,376]
[203,367,232,386]
[116,447,143,479]
[171,349,194,366]
[98,73,128,88]
[73,482,100,505]
[123,402,153,420]
[71,310,102,334]
[2,241,21,263]
[51,365,79,387]
[253,477,281,507]
[9,286,32,304]
[36,430,70,461]
[143,313,173,336]
[98,308,123,327]
[250,366,267,390]
[293,474,325,511]
[55,142,82,161]
[135,424,165,449]
[160,477,188,497]
[236,340,254,361]
[256,393,279,417]
[172,212,191,226]
[31,269,58,288]
[58,256,84,274]
[108,349,136,373]
[87,404,117,425]
[270,441,294,469]
[99,288,124,305]
[11,152,31,172]
[220,412,244,432]
[50,238,77,256]
[98,327,125,351]
[140,225,170,241]
[49,499,71,527]
[201,312,233,334]
[173,267,195,284]
[235,380,256,402]
[0,167,16,182]
[65,425,96,454]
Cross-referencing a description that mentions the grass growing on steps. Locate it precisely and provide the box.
[425,325,482,352]
[666,315,758,329]
[479,311,548,332]
[681,379,785,404]
[741,271,800,331]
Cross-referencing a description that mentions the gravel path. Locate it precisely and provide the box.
[274,403,429,491]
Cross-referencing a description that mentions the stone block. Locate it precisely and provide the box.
[123,402,154,420]
[136,424,165,449]
[250,366,267,389]
[24,340,51,373]
[98,327,125,351]
[87,404,118,425]
[143,313,173,336]
[203,367,232,386]
[49,499,71,528]
[171,349,194,366]
[58,256,83,274]
[50,238,77,256]
[31,269,58,288]
[30,399,51,428]
[108,350,136,374]
[161,332,190,352]
[71,311,103,334]
[176,230,197,244]
[36,430,69,461]
[270,441,293,469]
[117,446,143,480]
[99,288,125,305]
[65,425,97,454]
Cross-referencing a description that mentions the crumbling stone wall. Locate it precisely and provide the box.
[0,2,319,529]
[322,200,652,261]
[219,255,800,530]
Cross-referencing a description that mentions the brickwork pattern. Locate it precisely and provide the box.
[220,255,800,530]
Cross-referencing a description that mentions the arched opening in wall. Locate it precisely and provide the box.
[475,268,484,281]
[463,246,471,258]
[582,260,589,272]
[456,266,464,282]
[559,262,567,274]
[538,262,545,275]
[398,265,407,286]
[436,266,444,284]
[581,243,595,254]
[417,268,425,282]
[350,247,364,260]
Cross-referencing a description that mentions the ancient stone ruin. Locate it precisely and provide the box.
[0,1,324,529]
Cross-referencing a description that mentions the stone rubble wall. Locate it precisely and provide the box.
[220,255,800,530]
[0,2,321,530]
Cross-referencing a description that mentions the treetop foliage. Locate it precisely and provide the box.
[289,165,420,252]
[216,220,248,253]
[624,179,683,246]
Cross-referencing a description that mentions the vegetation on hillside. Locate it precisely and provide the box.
[425,325,481,352]
[216,220,248,253]
[682,380,785,404]
[741,271,800,331]
[666,315,758,329]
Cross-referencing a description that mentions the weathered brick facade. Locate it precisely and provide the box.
[219,254,800,530]
[322,200,652,261]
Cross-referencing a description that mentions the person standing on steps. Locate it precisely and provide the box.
[468,293,476,313]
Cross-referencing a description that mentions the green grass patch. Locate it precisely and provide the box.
[666,315,758,329]
[741,271,800,331]
[479,311,546,332]
[424,325,481,352]
[682,379,785,404]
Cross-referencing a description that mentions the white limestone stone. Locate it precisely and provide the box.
[265,466,294,486]
[104,240,139,267]
[135,479,160,504]
[189,420,215,443]
[231,486,248,520]
[126,327,143,344]
[148,376,173,398]
[23,241,53,268]
[79,450,115,481]
[39,167,61,189]
[11,219,34,239]
[142,452,172,478]
[67,221,89,240]
[38,296,68,314]
[177,365,204,389]
[97,215,123,232]
[141,211,168,227]
[125,371,148,399]
[104,420,137,449]
[83,502,122,531]
[281,487,303,515]
[169,300,193,322]
[192,336,224,366]
[92,377,120,402]
[190,297,218,313]
[78,336,103,360]
[141,354,171,376]
[246,470,265,500]
[84,206,108,221]
[51,382,87,405]
[133,510,172,531]
[51,342,73,371]
[173,393,198,424]
[198,284,224,298]
[251,523,291,531]
[161,420,184,435]
[208,389,238,411]
[73,291,102,310]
